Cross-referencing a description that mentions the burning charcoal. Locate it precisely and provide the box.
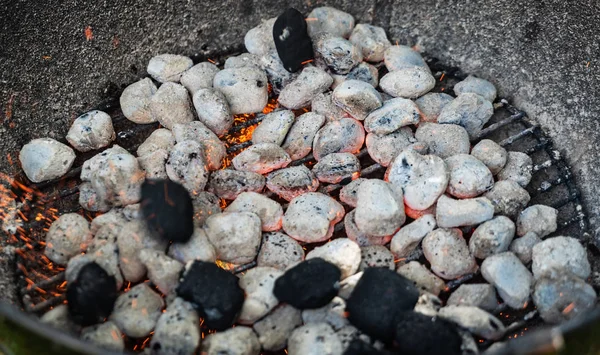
[110,283,164,337]
[379,67,435,99]
[346,62,379,87]
[90,209,124,239]
[423,228,478,280]
[67,242,123,290]
[384,45,429,72]
[366,127,417,167]
[266,165,319,201]
[173,121,226,170]
[359,245,394,271]
[225,192,283,231]
[414,292,443,317]
[191,88,233,136]
[252,110,296,146]
[385,149,449,210]
[245,17,277,56]
[45,213,92,264]
[364,97,421,135]
[283,192,345,243]
[311,92,347,122]
[405,203,436,220]
[232,142,292,174]
[414,122,470,159]
[345,210,393,246]
[68,262,118,326]
[531,236,591,280]
[257,232,305,270]
[180,61,220,94]
[168,227,217,263]
[139,249,183,295]
[509,231,542,264]
[120,78,158,124]
[333,80,382,120]
[314,34,362,74]
[260,50,299,94]
[533,272,598,324]
[437,93,494,139]
[225,53,262,69]
[202,326,261,355]
[41,304,80,334]
[150,298,200,355]
[238,266,284,324]
[497,151,534,187]
[339,178,366,208]
[390,214,436,258]
[436,195,494,228]
[273,258,341,309]
[338,271,362,300]
[150,82,194,129]
[273,8,313,73]
[213,67,268,114]
[281,112,326,160]
[517,204,558,237]
[349,24,391,62]
[208,169,266,200]
[394,311,462,355]
[303,296,349,330]
[471,139,508,175]
[137,128,176,157]
[438,305,505,340]
[313,118,365,161]
[166,140,209,193]
[66,110,115,152]
[288,323,343,355]
[138,149,168,179]
[81,321,124,352]
[278,66,333,109]
[445,154,494,198]
[481,252,533,309]
[79,187,110,222]
[306,239,361,279]
[414,92,454,123]
[355,179,405,237]
[454,75,497,102]
[397,261,446,296]
[469,216,516,259]
[313,152,361,184]
[204,212,262,264]
[447,284,499,311]
[253,304,303,351]
[484,180,531,219]
[346,267,419,343]
[19,138,76,183]
[306,6,354,38]
[147,54,193,83]
[192,191,222,227]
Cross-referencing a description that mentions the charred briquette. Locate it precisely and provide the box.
[176,261,244,331]
[393,311,462,355]
[66,262,118,326]
[273,258,341,309]
[273,8,314,72]
[140,179,194,243]
[343,339,394,355]
[346,267,419,343]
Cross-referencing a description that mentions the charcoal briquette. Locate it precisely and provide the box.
[67,262,118,326]
[343,338,394,355]
[394,311,462,355]
[273,8,314,72]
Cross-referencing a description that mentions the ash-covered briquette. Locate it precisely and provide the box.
[343,338,393,355]
[66,262,118,326]
[273,8,313,73]
[273,258,341,309]
[393,311,462,355]
[346,267,419,343]
[176,261,244,330]
[140,179,194,243]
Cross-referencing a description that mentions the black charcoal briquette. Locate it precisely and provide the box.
[343,338,395,355]
[394,311,462,355]
[273,8,314,73]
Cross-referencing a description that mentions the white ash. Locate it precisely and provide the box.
[364,97,420,135]
[484,180,531,219]
[278,66,333,109]
[311,92,347,122]
[346,62,379,87]
[266,165,319,202]
[509,232,542,264]
[19,138,76,183]
[306,6,355,38]
[180,61,220,95]
[238,266,284,324]
[379,67,435,99]
[208,169,266,200]
[385,149,449,210]
[531,236,591,280]
[339,178,366,208]
[192,88,233,136]
[414,292,443,317]
[147,54,193,83]
[447,284,499,312]
[244,17,277,56]
[252,110,295,146]
[110,283,165,338]
[414,92,454,123]
[384,45,429,72]
[439,305,505,341]
[120,78,158,124]
[354,179,405,237]
[359,245,395,270]
[122,203,142,221]
[253,304,303,351]
[257,232,305,270]
[390,214,436,258]
[312,117,365,161]
[45,213,92,265]
[349,24,391,62]
[517,204,558,237]
[471,139,508,175]
[40,304,80,334]
[481,252,533,309]
[166,140,209,193]
[225,53,262,70]
[422,228,478,280]
[137,128,175,157]
[213,66,268,114]
[138,149,168,179]
[172,121,226,170]
[204,211,262,264]
[454,75,497,103]
[397,261,446,296]
[149,82,194,129]
[313,34,362,74]
[436,195,494,228]
[202,326,261,355]
[287,322,343,355]
[168,227,217,264]
[232,142,291,174]
[336,325,381,353]
[282,112,326,161]
[81,321,124,352]
[90,209,124,239]
[437,93,494,139]
[150,298,200,355]
[117,218,168,282]
[365,127,417,167]
[345,209,393,246]
[414,122,471,159]
[302,296,349,330]
[67,242,123,290]
[337,271,363,300]
[191,191,222,228]
[260,50,298,94]
[469,216,516,259]
[306,238,361,279]
[225,191,283,232]
[66,110,115,152]
[497,151,534,188]
[332,79,382,120]
[445,154,494,198]
[139,249,183,296]
[313,152,361,184]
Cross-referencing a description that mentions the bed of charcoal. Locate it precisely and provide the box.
[10,5,598,355]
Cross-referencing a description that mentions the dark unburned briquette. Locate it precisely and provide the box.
[273,8,314,73]
[394,311,462,355]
